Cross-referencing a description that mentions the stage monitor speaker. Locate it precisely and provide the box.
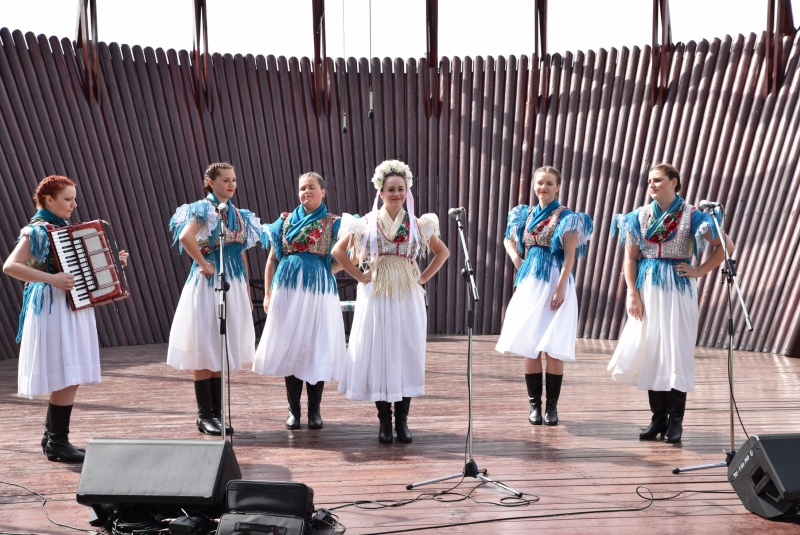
[728,434,800,520]
[76,439,241,507]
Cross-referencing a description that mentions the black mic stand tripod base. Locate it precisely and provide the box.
[406,212,521,498]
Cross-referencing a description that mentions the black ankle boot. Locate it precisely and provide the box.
[375,401,393,443]
[394,397,412,443]
[525,373,543,425]
[195,379,221,435]
[306,381,324,429]
[284,376,304,430]
[639,390,668,440]
[544,373,562,425]
[664,389,687,443]
[44,403,85,463]
[210,377,233,435]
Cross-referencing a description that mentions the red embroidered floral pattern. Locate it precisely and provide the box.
[392,216,411,243]
[645,203,684,243]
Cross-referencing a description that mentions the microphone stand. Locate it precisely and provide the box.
[407,210,521,497]
[673,204,753,474]
[216,205,232,442]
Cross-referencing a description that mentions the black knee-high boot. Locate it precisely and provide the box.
[195,379,221,435]
[209,376,233,435]
[394,397,412,443]
[44,403,85,463]
[664,389,687,443]
[306,381,324,429]
[544,373,563,425]
[375,401,393,443]
[525,373,543,425]
[639,390,668,440]
[284,375,304,430]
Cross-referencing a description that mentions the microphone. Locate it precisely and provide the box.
[448,207,465,218]
[217,202,228,214]
[698,200,722,210]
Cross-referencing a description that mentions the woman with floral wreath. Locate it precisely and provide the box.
[496,166,593,427]
[332,160,449,444]
[4,175,129,462]
[252,172,345,430]
[167,162,261,436]
[608,163,733,443]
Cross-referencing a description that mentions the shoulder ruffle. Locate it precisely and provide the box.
[610,209,642,249]
[416,213,440,242]
[338,213,370,265]
[169,200,216,252]
[552,211,594,258]
[331,214,342,240]
[20,223,51,263]
[238,208,262,250]
[261,213,288,259]
[505,204,530,254]
[690,208,720,260]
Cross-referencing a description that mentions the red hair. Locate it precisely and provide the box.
[33,175,76,208]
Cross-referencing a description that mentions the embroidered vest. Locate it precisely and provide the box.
[281,213,337,255]
[198,207,247,256]
[373,214,419,259]
[522,206,567,250]
[638,204,694,259]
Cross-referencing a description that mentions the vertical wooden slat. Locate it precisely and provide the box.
[2,28,800,355]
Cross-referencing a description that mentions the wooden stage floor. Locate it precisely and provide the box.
[1,337,799,534]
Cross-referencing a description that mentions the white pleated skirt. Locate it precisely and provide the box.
[252,271,346,385]
[167,275,255,371]
[607,278,698,392]
[337,282,427,402]
[495,265,579,362]
[17,286,100,398]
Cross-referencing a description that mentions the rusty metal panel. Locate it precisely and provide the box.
[1,27,800,359]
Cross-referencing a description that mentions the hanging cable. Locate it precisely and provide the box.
[368,0,374,119]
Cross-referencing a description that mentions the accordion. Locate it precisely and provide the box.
[48,220,129,311]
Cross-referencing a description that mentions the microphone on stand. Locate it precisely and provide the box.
[217,202,228,214]
[448,207,465,218]
[698,200,723,210]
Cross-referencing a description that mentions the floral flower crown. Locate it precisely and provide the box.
[371,160,413,190]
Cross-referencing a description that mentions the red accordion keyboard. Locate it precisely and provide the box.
[48,220,130,311]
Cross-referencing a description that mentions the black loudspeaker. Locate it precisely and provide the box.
[76,439,241,507]
[728,434,800,520]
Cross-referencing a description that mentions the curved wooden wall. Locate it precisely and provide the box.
[1,27,799,360]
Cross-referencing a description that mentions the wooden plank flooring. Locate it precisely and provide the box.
[1,337,799,534]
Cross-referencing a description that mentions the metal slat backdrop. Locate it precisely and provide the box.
[1,27,799,360]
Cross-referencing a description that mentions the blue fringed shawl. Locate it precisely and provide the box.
[261,207,342,295]
[169,199,261,287]
[611,206,720,295]
[505,204,594,286]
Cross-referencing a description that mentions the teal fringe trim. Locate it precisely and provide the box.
[552,212,594,258]
[636,257,694,296]
[272,252,336,295]
[24,225,51,264]
[611,211,642,249]
[505,205,530,255]
[188,242,249,287]
[16,282,52,343]
[515,246,563,286]
[170,201,214,253]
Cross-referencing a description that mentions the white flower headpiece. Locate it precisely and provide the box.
[372,160,413,190]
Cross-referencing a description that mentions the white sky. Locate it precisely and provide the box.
[1,0,798,59]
